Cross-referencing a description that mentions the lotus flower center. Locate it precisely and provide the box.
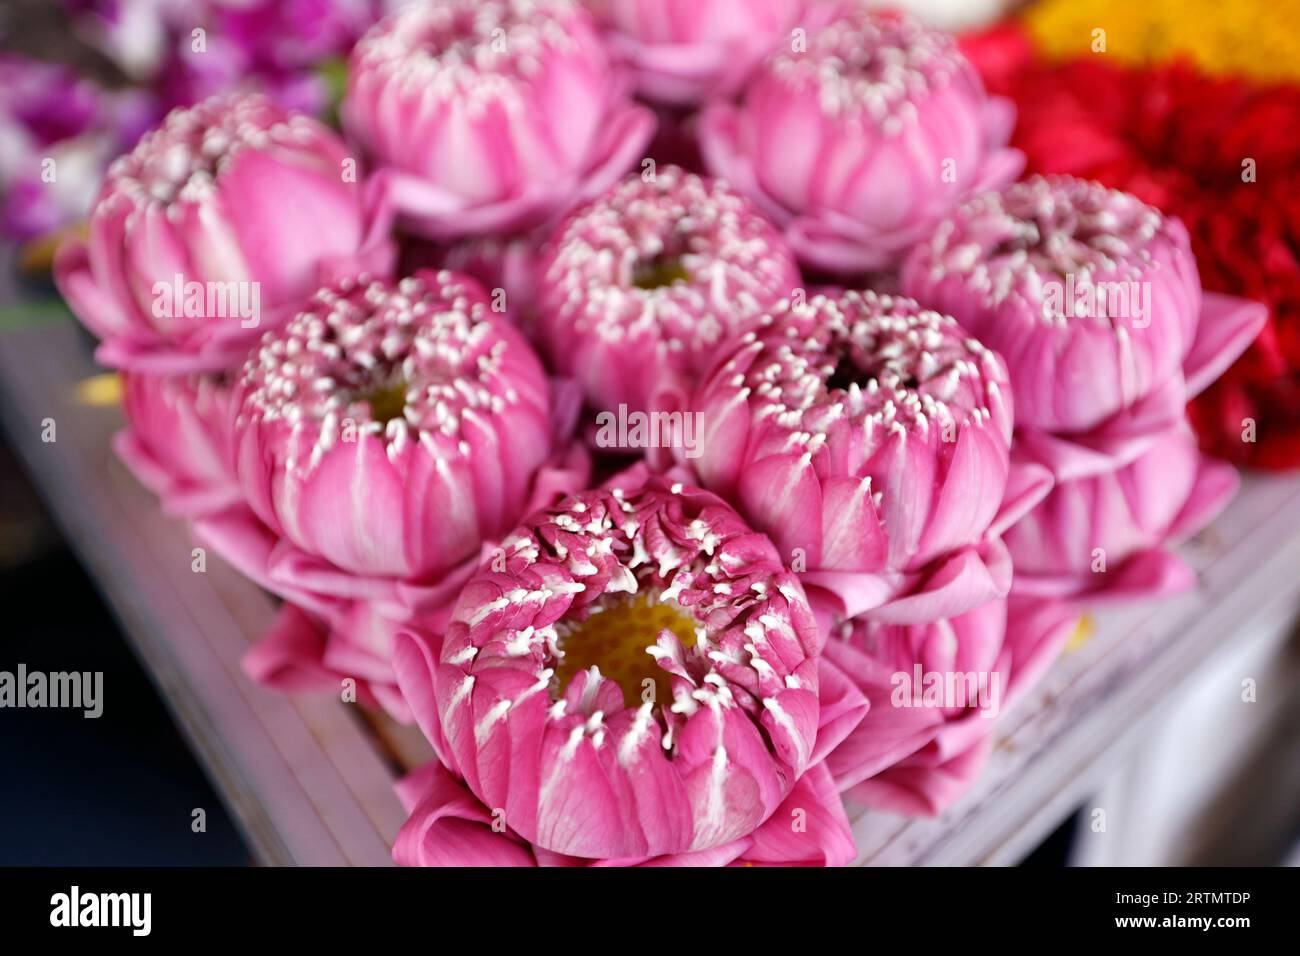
[363,379,408,426]
[826,351,918,393]
[632,254,691,290]
[981,180,1161,280]
[554,591,698,708]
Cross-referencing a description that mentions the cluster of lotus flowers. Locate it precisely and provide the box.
[53,0,1266,866]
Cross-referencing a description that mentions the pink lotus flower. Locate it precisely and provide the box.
[229,271,554,580]
[691,290,1047,624]
[588,0,805,106]
[343,0,655,241]
[391,757,855,865]
[1002,424,1239,601]
[115,370,241,518]
[534,165,800,420]
[55,92,394,374]
[822,595,1078,815]
[409,471,866,859]
[196,271,587,718]
[699,7,1021,274]
[901,175,1268,463]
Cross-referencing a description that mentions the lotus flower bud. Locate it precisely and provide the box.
[427,474,828,859]
[344,0,655,240]
[55,92,392,373]
[230,271,554,581]
[699,7,1021,273]
[903,175,1202,435]
[692,290,1027,622]
[902,175,1267,477]
[534,165,800,419]
[588,0,804,105]
[196,271,585,719]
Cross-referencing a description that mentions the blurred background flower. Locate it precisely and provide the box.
[0,0,384,252]
[1022,0,1300,84]
[0,54,150,249]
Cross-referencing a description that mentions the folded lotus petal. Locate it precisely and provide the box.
[699,8,1019,273]
[811,655,871,766]
[783,216,899,275]
[233,602,402,720]
[368,169,566,241]
[534,166,799,419]
[1000,596,1081,713]
[1183,292,1268,399]
[53,236,130,344]
[822,647,950,790]
[193,505,340,620]
[1010,376,1189,482]
[391,759,845,866]
[818,476,888,575]
[695,104,777,221]
[54,93,392,373]
[243,603,340,695]
[1012,547,1197,604]
[988,457,1053,537]
[1005,423,1229,602]
[238,600,412,721]
[913,422,1010,566]
[344,0,654,242]
[800,569,900,626]
[319,601,405,683]
[863,538,1013,626]
[741,762,857,866]
[429,475,823,859]
[1167,456,1239,543]
[737,453,825,567]
[264,547,412,609]
[825,592,1076,815]
[844,736,992,816]
[593,0,803,106]
[392,632,454,772]
[201,548,442,723]
[571,99,660,204]
[822,597,1005,790]
[392,762,537,867]
[112,370,240,518]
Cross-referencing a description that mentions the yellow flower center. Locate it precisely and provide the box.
[363,379,408,426]
[554,592,699,708]
[632,254,691,290]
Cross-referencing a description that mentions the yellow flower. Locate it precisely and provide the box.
[1024,0,1300,83]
